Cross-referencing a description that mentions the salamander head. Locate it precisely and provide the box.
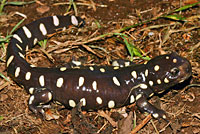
[145,52,192,94]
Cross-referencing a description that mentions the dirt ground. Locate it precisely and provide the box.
[0,0,200,134]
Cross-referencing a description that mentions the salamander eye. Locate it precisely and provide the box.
[170,68,180,76]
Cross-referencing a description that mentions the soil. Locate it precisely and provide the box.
[0,0,200,134]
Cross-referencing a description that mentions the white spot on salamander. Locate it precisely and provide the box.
[131,71,137,79]
[39,75,45,87]
[140,83,148,89]
[136,94,142,100]
[164,78,169,83]
[149,81,154,86]
[157,79,161,84]
[130,95,135,103]
[78,76,84,87]
[80,98,86,106]
[112,76,120,86]
[69,99,76,107]
[92,81,97,90]
[56,77,64,88]
[48,92,52,101]
[25,45,29,51]
[53,16,59,26]
[33,38,38,45]
[145,69,148,77]
[29,95,34,104]
[15,67,20,77]
[39,23,47,35]
[7,55,14,67]
[108,100,115,108]
[13,34,22,43]
[29,87,34,94]
[96,97,102,104]
[71,15,78,26]
[100,68,105,73]
[18,52,25,59]
[152,113,159,118]
[89,66,94,71]
[22,26,32,38]
[60,67,67,71]
[113,66,119,70]
[16,44,23,51]
[173,58,177,63]
[154,65,160,71]
[25,72,31,80]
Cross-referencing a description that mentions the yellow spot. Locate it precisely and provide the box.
[18,52,25,59]
[92,81,97,90]
[69,100,76,107]
[149,81,154,86]
[7,55,14,67]
[140,84,148,89]
[79,77,84,87]
[130,95,135,103]
[22,26,32,38]
[145,69,148,77]
[173,58,177,63]
[108,100,115,108]
[100,68,105,73]
[53,15,59,26]
[96,97,102,104]
[16,44,23,51]
[80,98,86,106]
[113,66,119,70]
[29,87,34,94]
[60,67,67,71]
[89,66,94,71]
[25,72,31,80]
[39,23,47,35]
[131,71,137,79]
[39,75,45,87]
[112,76,120,86]
[154,65,160,71]
[164,78,169,83]
[56,77,64,88]
[136,94,142,100]
[15,67,20,77]
[157,79,161,84]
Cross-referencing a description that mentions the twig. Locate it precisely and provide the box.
[131,114,152,134]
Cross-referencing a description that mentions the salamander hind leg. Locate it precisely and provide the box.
[28,88,52,116]
[135,93,167,120]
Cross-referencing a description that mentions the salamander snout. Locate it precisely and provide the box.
[178,59,192,83]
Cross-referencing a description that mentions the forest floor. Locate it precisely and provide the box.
[0,0,200,133]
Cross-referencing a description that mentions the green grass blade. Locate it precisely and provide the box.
[38,39,47,49]
[0,0,7,14]
[0,116,3,121]
[164,14,186,21]
[0,72,10,82]
[10,18,25,34]
[174,2,200,12]
[5,1,35,6]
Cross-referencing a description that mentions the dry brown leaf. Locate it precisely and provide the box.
[118,111,133,134]
[36,5,50,14]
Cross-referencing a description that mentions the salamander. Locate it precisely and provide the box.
[6,15,192,119]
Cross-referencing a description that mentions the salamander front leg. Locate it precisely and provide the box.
[135,93,167,120]
[28,88,52,116]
